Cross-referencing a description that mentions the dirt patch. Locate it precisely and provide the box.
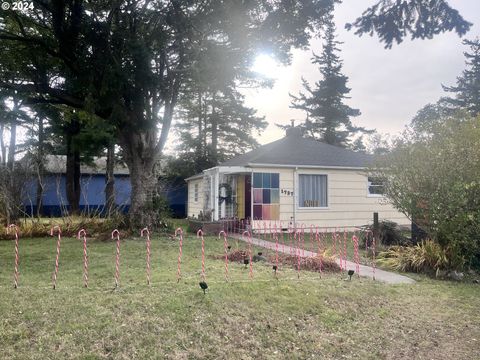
[212,250,340,273]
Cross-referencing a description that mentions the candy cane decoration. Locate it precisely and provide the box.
[175,228,183,282]
[274,228,279,273]
[372,233,376,281]
[219,230,229,281]
[50,226,62,290]
[309,225,314,254]
[316,227,322,277]
[197,229,206,282]
[77,229,88,288]
[112,229,121,288]
[352,233,360,276]
[242,230,253,279]
[7,224,20,289]
[343,229,348,271]
[141,227,151,286]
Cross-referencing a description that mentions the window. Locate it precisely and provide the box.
[194,183,199,202]
[368,177,385,196]
[252,172,280,220]
[298,174,327,208]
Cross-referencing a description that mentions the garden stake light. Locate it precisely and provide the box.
[141,227,151,286]
[175,228,183,282]
[77,229,88,288]
[348,270,355,280]
[50,225,62,290]
[112,229,121,289]
[219,230,229,281]
[7,224,20,289]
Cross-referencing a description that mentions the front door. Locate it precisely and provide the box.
[244,175,251,219]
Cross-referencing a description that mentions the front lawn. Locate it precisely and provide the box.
[0,233,479,359]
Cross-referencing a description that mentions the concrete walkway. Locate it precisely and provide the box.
[231,234,415,285]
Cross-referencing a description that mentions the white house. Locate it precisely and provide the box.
[185,127,409,230]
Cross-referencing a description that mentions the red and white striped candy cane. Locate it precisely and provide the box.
[112,229,121,289]
[343,229,348,271]
[219,230,228,281]
[141,227,151,286]
[300,224,306,258]
[175,228,183,282]
[50,225,62,290]
[372,233,376,281]
[242,230,253,279]
[7,224,20,289]
[315,227,322,277]
[309,225,314,254]
[352,233,360,276]
[77,229,88,288]
[197,229,206,282]
[274,229,279,271]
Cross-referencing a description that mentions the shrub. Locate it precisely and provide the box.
[360,220,409,247]
[377,240,465,275]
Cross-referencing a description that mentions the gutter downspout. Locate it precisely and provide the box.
[293,167,297,229]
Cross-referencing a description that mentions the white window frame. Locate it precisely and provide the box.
[194,183,199,202]
[367,176,385,198]
[296,172,329,210]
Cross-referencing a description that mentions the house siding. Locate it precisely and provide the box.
[187,178,204,218]
[251,166,409,230]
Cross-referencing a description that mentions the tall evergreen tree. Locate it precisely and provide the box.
[442,38,480,116]
[290,11,367,147]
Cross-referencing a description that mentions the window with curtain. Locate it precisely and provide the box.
[194,183,199,202]
[368,177,385,196]
[298,174,327,208]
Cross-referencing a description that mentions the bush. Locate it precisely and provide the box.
[373,115,480,269]
[377,240,465,275]
[360,220,409,247]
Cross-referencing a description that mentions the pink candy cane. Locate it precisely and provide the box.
[242,230,253,279]
[50,225,62,290]
[112,229,121,288]
[175,228,183,282]
[7,224,20,289]
[352,233,360,276]
[343,229,347,271]
[197,229,206,282]
[141,227,151,286]
[77,229,88,288]
[219,230,229,281]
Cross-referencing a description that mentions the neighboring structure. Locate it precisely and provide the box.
[23,155,131,216]
[185,127,409,230]
[22,155,188,217]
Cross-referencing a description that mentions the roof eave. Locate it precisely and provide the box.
[247,162,368,170]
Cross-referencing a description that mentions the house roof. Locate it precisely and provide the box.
[218,129,373,168]
[43,155,130,175]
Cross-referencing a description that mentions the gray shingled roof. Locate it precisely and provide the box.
[218,132,373,168]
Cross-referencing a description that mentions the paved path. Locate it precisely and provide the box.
[231,234,415,285]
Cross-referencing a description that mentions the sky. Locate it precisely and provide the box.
[244,0,480,145]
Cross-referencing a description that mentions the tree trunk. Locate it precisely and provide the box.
[119,128,159,229]
[66,131,81,215]
[7,122,16,170]
[0,123,5,165]
[35,116,45,217]
[211,102,218,162]
[105,142,115,216]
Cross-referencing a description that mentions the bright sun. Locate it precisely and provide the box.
[252,54,282,79]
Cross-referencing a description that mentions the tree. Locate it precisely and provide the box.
[0,0,471,227]
[175,88,267,175]
[442,38,480,117]
[373,115,480,269]
[290,11,367,147]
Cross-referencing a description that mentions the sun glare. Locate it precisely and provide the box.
[252,54,282,79]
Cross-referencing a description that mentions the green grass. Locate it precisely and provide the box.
[0,233,479,359]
